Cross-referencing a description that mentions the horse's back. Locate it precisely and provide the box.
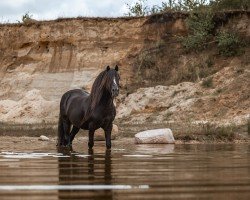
[60,89,89,118]
[62,89,89,98]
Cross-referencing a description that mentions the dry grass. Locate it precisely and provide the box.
[173,123,237,142]
[202,77,213,88]
[118,120,239,142]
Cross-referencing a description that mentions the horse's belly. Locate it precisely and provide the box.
[80,121,89,130]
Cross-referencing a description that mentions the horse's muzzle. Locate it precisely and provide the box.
[112,89,119,98]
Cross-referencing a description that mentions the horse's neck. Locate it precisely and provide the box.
[84,89,114,121]
[100,90,113,106]
[88,89,113,109]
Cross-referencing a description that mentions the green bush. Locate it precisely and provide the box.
[161,0,210,12]
[210,0,249,10]
[22,12,33,22]
[216,31,243,57]
[182,10,214,52]
[182,32,209,52]
[125,0,249,17]
[125,0,149,16]
[125,0,213,16]
[186,11,214,34]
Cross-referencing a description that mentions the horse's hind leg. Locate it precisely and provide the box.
[62,120,71,146]
[57,115,65,146]
[68,126,80,146]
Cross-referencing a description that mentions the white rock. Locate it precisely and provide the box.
[94,124,119,141]
[39,135,49,141]
[135,128,175,144]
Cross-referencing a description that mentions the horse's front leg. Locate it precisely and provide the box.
[88,130,95,149]
[104,124,112,149]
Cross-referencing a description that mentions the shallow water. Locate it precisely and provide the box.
[0,141,250,200]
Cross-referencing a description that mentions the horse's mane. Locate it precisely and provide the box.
[85,69,114,119]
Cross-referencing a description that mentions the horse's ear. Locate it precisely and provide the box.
[106,66,110,71]
[115,65,119,71]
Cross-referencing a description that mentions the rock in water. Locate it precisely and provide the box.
[94,124,119,141]
[135,128,175,144]
[39,135,49,141]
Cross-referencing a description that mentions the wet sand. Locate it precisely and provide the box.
[0,136,248,153]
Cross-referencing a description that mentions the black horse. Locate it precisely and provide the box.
[57,65,120,149]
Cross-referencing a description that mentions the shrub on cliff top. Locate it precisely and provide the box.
[182,10,214,52]
[125,0,149,16]
[22,12,33,23]
[210,0,249,10]
[125,0,211,16]
[125,0,249,17]
[216,31,243,57]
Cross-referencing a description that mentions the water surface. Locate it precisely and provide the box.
[0,140,250,199]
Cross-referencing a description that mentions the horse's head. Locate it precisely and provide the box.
[106,65,120,98]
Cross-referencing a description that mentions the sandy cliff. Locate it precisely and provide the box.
[0,12,249,136]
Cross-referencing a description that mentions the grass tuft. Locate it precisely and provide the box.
[202,77,213,88]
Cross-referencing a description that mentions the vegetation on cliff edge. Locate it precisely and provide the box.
[127,0,248,89]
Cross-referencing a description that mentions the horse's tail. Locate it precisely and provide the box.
[57,113,64,146]
[57,91,70,146]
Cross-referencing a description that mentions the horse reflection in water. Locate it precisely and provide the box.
[57,148,113,200]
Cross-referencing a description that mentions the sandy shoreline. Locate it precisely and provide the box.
[0,136,248,152]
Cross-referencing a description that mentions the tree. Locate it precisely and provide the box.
[125,0,149,16]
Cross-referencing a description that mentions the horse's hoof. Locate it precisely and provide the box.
[56,142,63,147]
[88,145,94,150]
[88,142,94,149]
